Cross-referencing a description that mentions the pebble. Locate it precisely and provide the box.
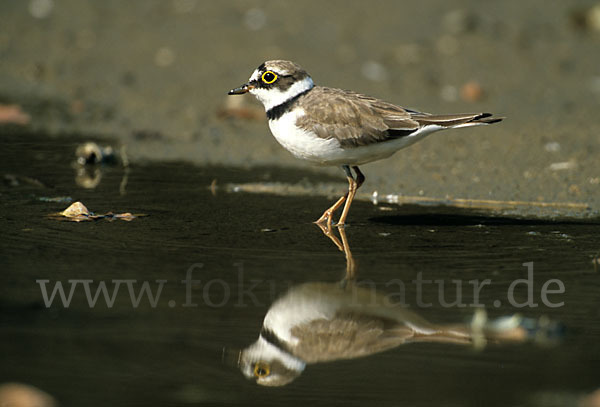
[155,47,175,67]
[440,85,458,102]
[586,4,600,31]
[571,4,600,32]
[385,194,399,204]
[75,142,115,165]
[244,8,267,31]
[217,97,264,121]
[361,61,388,82]
[442,9,478,34]
[371,191,378,205]
[29,0,53,19]
[460,81,484,102]
[544,142,561,152]
[548,161,577,171]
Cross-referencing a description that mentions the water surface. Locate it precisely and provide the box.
[1,132,599,406]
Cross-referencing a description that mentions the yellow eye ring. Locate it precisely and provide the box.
[261,71,278,84]
[253,363,271,378]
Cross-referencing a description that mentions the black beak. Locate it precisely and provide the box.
[228,83,254,95]
[222,347,242,367]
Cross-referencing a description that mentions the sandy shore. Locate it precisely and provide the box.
[1,0,598,215]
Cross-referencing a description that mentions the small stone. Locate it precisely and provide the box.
[155,47,175,67]
[586,4,600,31]
[28,0,53,19]
[544,141,561,152]
[440,85,458,102]
[75,142,115,165]
[61,201,90,218]
[216,97,264,121]
[371,191,379,205]
[548,161,577,171]
[244,8,266,31]
[460,81,484,102]
[443,9,478,34]
[361,61,388,82]
[0,104,30,125]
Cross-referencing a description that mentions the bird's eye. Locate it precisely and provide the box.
[261,71,277,84]
[253,362,271,378]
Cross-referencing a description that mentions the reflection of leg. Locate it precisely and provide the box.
[314,222,356,283]
[315,221,344,252]
[338,166,364,226]
[337,225,356,281]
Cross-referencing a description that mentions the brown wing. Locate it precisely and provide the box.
[289,312,415,363]
[296,87,503,147]
[411,112,503,127]
[296,87,420,148]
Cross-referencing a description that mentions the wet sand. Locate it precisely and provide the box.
[1,1,599,215]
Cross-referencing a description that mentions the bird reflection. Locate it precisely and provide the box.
[232,224,560,387]
[73,142,129,194]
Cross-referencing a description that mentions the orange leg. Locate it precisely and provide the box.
[314,192,348,229]
[315,166,365,227]
[337,166,365,226]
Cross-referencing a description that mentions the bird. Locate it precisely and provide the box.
[228,60,503,226]
[229,280,558,387]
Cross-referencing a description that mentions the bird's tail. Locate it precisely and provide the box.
[414,112,503,129]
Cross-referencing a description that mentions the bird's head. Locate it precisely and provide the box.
[224,336,306,387]
[228,60,314,111]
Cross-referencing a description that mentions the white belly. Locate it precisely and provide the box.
[268,109,441,166]
[268,109,343,165]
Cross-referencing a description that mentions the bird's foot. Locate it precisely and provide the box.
[314,211,334,229]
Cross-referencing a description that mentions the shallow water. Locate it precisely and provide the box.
[1,132,599,406]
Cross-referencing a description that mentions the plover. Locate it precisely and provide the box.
[229,281,555,387]
[228,60,502,226]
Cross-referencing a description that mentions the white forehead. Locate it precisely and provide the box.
[249,69,261,82]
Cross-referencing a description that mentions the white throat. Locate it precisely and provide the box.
[244,336,306,372]
[250,76,314,112]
